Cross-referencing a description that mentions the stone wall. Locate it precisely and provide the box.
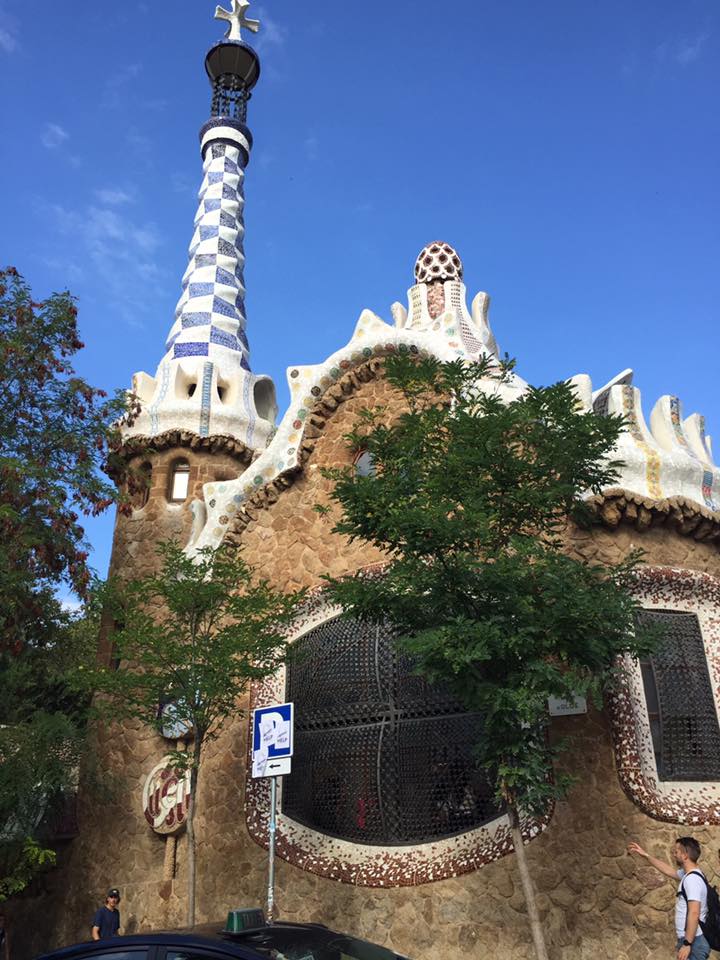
[8,376,720,960]
[108,436,252,581]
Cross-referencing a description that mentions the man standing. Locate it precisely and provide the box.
[628,837,710,960]
[91,889,121,941]
[0,911,10,960]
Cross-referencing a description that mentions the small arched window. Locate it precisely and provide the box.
[169,459,190,502]
[353,450,375,478]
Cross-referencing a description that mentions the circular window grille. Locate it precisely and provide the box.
[283,616,501,845]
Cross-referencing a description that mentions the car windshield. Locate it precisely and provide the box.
[235,928,406,960]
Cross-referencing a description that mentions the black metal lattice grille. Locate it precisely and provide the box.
[637,608,720,781]
[211,75,250,122]
[283,617,501,845]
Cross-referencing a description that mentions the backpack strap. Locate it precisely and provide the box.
[679,870,707,903]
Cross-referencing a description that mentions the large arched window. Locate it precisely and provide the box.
[283,616,500,845]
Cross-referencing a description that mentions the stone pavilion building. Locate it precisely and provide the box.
[14,5,720,959]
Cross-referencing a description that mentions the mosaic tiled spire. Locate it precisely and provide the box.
[124,4,277,449]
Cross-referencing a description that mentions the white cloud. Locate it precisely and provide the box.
[103,63,142,108]
[0,25,16,52]
[655,32,710,66]
[61,597,83,614]
[675,32,709,65]
[126,127,153,163]
[94,188,134,206]
[41,123,69,149]
[255,7,288,54]
[0,7,19,53]
[304,135,319,162]
[45,196,165,327]
[170,172,195,196]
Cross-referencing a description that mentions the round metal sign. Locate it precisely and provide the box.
[159,701,192,741]
[142,758,192,835]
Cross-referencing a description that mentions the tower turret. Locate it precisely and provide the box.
[125,0,277,451]
[110,3,276,562]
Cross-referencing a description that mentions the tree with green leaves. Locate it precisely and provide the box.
[320,354,654,960]
[81,542,305,928]
[0,267,130,899]
[0,598,102,901]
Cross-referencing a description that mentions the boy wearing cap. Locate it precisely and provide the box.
[91,890,121,940]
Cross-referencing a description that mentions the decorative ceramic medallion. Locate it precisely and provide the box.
[142,757,192,834]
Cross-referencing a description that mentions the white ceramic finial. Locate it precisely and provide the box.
[215,0,260,41]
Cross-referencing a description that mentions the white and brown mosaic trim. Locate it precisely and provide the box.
[244,586,550,888]
[221,359,386,546]
[611,566,720,823]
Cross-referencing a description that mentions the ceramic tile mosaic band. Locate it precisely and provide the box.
[162,137,250,372]
[621,385,663,499]
[669,397,718,511]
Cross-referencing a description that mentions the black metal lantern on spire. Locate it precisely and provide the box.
[205,40,260,123]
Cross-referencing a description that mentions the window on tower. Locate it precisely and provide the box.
[169,459,191,502]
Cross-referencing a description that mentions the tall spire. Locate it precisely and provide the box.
[124,2,277,450]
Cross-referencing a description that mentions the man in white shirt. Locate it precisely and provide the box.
[628,836,710,960]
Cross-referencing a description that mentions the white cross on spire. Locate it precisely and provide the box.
[215,0,260,42]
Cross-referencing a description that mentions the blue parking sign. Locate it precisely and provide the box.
[251,702,294,778]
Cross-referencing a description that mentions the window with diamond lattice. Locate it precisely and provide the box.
[283,616,501,845]
[636,609,720,781]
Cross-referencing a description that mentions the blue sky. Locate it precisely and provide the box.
[1,0,718,582]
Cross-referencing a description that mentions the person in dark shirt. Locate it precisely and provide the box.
[0,911,10,960]
[91,889,121,940]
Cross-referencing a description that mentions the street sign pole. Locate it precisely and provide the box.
[251,703,293,923]
[267,775,277,921]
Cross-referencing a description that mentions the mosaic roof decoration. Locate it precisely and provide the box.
[188,244,719,555]
[414,240,463,285]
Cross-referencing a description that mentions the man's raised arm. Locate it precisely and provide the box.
[627,841,678,879]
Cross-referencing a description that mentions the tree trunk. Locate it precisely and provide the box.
[508,804,549,960]
[185,738,202,928]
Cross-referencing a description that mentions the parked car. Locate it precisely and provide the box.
[35,909,412,960]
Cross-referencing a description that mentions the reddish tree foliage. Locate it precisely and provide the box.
[0,267,131,653]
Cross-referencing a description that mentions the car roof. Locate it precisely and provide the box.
[35,920,408,960]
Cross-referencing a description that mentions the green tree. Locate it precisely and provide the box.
[0,267,131,653]
[0,267,130,899]
[321,355,654,960]
[82,542,304,928]
[0,604,98,901]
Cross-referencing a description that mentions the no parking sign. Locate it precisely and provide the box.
[251,702,294,778]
